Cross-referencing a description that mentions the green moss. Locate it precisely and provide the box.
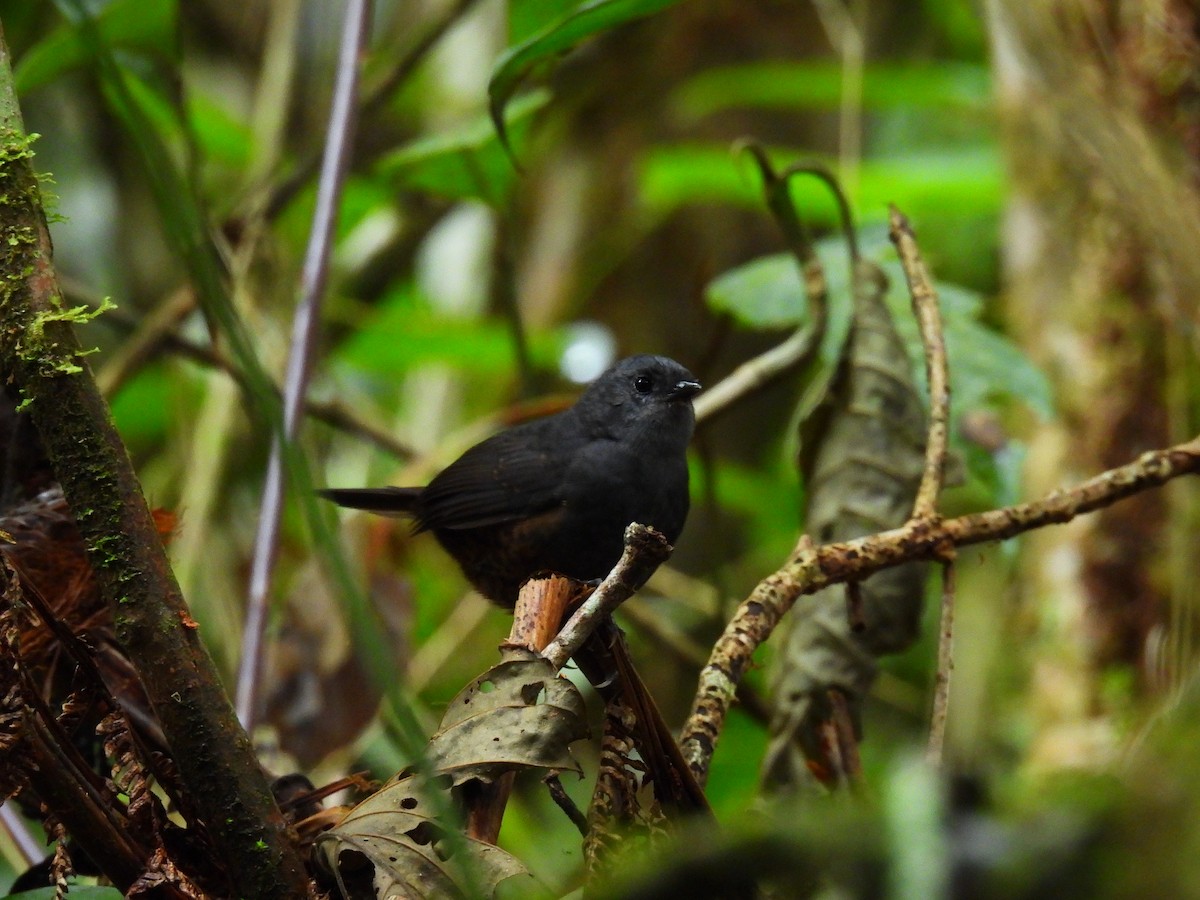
[0,130,92,381]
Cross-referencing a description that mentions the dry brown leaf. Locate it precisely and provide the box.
[316,778,531,899]
[429,653,588,785]
[317,654,587,898]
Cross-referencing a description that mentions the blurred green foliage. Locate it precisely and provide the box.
[4,0,1191,896]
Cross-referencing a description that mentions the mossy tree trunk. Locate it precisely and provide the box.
[0,24,310,899]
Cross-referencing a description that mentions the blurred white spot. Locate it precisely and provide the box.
[560,322,617,383]
[416,203,494,315]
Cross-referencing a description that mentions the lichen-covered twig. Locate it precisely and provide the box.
[889,206,957,765]
[889,206,950,521]
[681,437,1200,785]
[542,524,673,671]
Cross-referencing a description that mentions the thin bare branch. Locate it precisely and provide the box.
[239,0,373,729]
[694,325,824,424]
[541,524,673,671]
[681,436,1200,785]
[67,278,415,459]
[696,146,845,424]
[827,689,864,792]
[926,559,957,767]
[544,773,589,836]
[889,206,950,520]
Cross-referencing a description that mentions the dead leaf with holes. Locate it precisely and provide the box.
[317,653,588,898]
[429,652,588,784]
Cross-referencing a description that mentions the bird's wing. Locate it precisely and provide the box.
[416,420,570,531]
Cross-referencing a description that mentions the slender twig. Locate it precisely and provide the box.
[889,205,956,764]
[696,146,840,424]
[845,580,866,632]
[542,525,673,671]
[926,560,957,767]
[693,325,825,424]
[93,285,195,396]
[827,688,864,792]
[238,0,373,729]
[681,435,1200,785]
[892,207,955,763]
[544,773,589,836]
[889,206,950,520]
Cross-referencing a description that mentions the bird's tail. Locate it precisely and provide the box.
[318,487,422,516]
[581,621,712,817]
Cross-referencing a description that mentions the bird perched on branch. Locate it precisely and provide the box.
[321,355,701,606]
[322,355,709,815]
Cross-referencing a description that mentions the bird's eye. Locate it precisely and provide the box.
[634,375,653,394]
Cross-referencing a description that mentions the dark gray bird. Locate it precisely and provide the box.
[321,355,701,606]
[322,355,711,815]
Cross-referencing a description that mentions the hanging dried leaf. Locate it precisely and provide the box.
[431,654,588,785]
[315,777,531,900]
[318,654,587,898]
[764,257,929,790]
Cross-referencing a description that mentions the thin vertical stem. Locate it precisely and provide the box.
[238,0,374,729]
[889,206,951,521]
[926,560,957,767]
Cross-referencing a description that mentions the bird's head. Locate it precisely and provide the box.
[574,355,701,446]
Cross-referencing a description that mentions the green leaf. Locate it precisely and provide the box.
[703,232,1053,423]
[15,0,177,94]
[508,0,581,44]
[186,89,253,172]
[706,254,814,330]
[639,144,1003,222]
[332,283,564,378]
[488,0,682,156]
[377,90,549,204]
[673,61,990,121]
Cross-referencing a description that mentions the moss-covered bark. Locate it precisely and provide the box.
[0,28,309,900]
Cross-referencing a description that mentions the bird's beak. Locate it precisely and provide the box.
[669,380,702,401]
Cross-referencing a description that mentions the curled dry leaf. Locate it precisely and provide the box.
[316,778,531,900]
[317,653,587,898]
[431,652,589,784]
[764,258,929,790]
